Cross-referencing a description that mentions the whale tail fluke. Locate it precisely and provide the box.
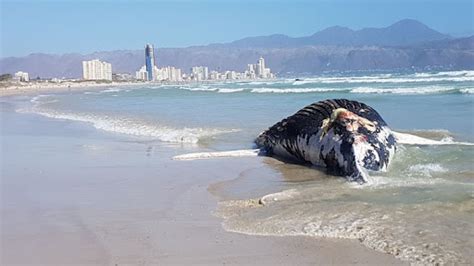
[393,131,474,146]
[173,149,262,161]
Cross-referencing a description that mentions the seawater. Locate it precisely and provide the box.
[16,70,474,264]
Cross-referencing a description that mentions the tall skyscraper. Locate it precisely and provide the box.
[145,44,155,81]
[257,57,265,77]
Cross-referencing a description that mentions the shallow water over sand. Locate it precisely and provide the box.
[211,153,473,264]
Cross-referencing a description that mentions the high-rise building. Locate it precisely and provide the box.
[226,71,237,80]
[251,57,273,79]
[191,66,209,81]
[257,57,265,77]
[209,71,220,80]
[145,44,156,81]
[136,65,183,82]
[82,59,112,80]
[136,64,160,81]
[156,66,183,82]
[246,64,256,79]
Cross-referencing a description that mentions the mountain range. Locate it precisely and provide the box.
[1,19,473,78]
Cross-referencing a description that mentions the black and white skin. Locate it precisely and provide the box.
[255,99,397,183]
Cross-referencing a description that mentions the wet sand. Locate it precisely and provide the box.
[0,100,405,265]
[0,81,140,97]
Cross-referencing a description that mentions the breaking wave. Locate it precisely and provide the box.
[413,70,474,78]
[250,88,346,93]
[30,94,58,105]
[217,88,245,93]
[175,86,472,95]
[291,74,474,85]
[20,100,238,144]
[83,88,131,95]
[349,86,459,94]
[460,88,474,94]
[38,110,236,143]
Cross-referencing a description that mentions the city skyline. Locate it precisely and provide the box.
[135,52,275,82]
[1,0,473,57]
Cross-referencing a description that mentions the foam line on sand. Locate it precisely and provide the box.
[173,149,261,160]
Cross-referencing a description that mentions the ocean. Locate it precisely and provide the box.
[11,70,474,264]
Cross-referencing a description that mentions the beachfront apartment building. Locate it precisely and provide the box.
[191,58,274,81]
[246,57,273,79]
[14,71,29,82]
[136,65,182,82]
[82,59,112,81]
[191,66,209,81]
[136,65,155,81]
[157,66,182,82]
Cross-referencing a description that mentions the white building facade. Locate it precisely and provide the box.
[14,71,29,82]
[191,66,209,81]
[245,57,273,79]
[82,59,112,80]
[156,66,182,82]
[136,65,183,82]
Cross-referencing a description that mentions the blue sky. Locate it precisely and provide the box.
[1,0,473,57]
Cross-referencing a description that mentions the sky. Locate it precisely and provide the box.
[1,0,473,57]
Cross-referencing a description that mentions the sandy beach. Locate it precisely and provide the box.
[0,90,406,265]
[0,81,144,97]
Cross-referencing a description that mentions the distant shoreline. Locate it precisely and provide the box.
[0,79,277,97]
[0,81,133,97]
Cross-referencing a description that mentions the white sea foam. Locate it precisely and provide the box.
[30,95,58,105]
[259,189,300,205]
[408,163,448,177]
[177,85,469,95]
[414,70,474,78]
[216,183,470,264]
[83,87,130,95]
[291,75,474,85]
[217,190,466,264]
[247,81,279,85]
[101,88,123,93]
[350,86,457,94]
[393,131,474,146]
[460,88,474,94]
[22,109,237,144]
[217,88,245,93]
[357,175,448,189]
[173,149,260,160]
[179,86,218,92]
[250,88,345,93]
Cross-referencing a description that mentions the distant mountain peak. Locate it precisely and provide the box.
[387,19,436,32]
[391,18,427,27]
[313,25,354,35]
[222,19,449,48]
[322,25,353,31]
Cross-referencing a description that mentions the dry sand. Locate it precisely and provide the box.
[0,93,405,265]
